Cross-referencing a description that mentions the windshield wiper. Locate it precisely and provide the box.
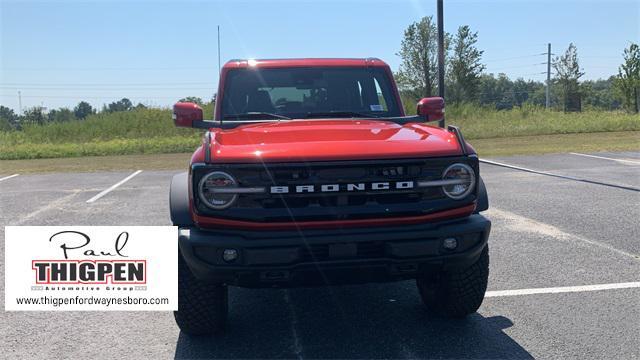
[223,112,291,120]
[304,111,380,119]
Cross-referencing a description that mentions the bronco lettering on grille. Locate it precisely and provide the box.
[270,181,415,194]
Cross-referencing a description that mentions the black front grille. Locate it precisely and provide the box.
[193,157,477,223]
[236,188,439,209]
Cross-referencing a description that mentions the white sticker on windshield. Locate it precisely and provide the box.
[370,104,384,111]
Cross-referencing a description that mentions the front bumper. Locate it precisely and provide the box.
[179,214,491,288]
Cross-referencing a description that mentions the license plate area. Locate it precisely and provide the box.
[329,243,357,258]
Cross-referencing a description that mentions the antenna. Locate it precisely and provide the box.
[217,25,221,122]
[217,25,221,76]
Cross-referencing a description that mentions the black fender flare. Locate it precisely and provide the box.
[475,176,489,213]
[170,172,194,226]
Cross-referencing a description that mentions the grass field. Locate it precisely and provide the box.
[471,131,639,156]
[445,104,639,139]
[0,104,637,161]
[2,131,638,174]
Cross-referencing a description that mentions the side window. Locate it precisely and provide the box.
[374,78,388,111]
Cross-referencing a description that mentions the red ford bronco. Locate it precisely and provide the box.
[170,58,491,335]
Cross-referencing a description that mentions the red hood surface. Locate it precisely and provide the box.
[205,119,466,163]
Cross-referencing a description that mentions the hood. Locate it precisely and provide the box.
[207,119,465,163]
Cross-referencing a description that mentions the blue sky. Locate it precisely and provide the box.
[1,0,638,111]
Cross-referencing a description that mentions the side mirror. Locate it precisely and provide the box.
[417,97,445,122]
[173,102,203,128]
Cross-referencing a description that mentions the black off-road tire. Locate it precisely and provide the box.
[416,246,489,318]
[174,253,228,336]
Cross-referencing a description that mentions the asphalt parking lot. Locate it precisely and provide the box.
[1,151,639,359]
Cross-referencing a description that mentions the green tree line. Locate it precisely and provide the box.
[0,97,206,131]
[396,16,639,114]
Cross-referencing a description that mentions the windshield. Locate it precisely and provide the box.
[220,67,402,120]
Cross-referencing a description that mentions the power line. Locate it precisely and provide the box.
[475,90,539,103]
[0,94,190,99]
[3,66,214,71]
[582,56,620,59]
[483,54,544,63]
[1,82,212,86]
[485,63,546,71]
[0,87,215,90]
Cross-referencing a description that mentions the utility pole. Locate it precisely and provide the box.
[18,91,22,113]
[437,0,445,127]
[545,43,551,109]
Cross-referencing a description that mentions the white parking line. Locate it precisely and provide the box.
[487,207,639,260]
[0,174,20,182]
[569,152,640,165]
[16,191,81,225]
[486,281,640,298]
[86,170,143,203]
[480,158,640,192]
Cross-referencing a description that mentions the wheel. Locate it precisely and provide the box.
[416,245,489,318]
[174,252,228,335]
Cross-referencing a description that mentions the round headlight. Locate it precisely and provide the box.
[198,171,238,209]
[441,163,476,200]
